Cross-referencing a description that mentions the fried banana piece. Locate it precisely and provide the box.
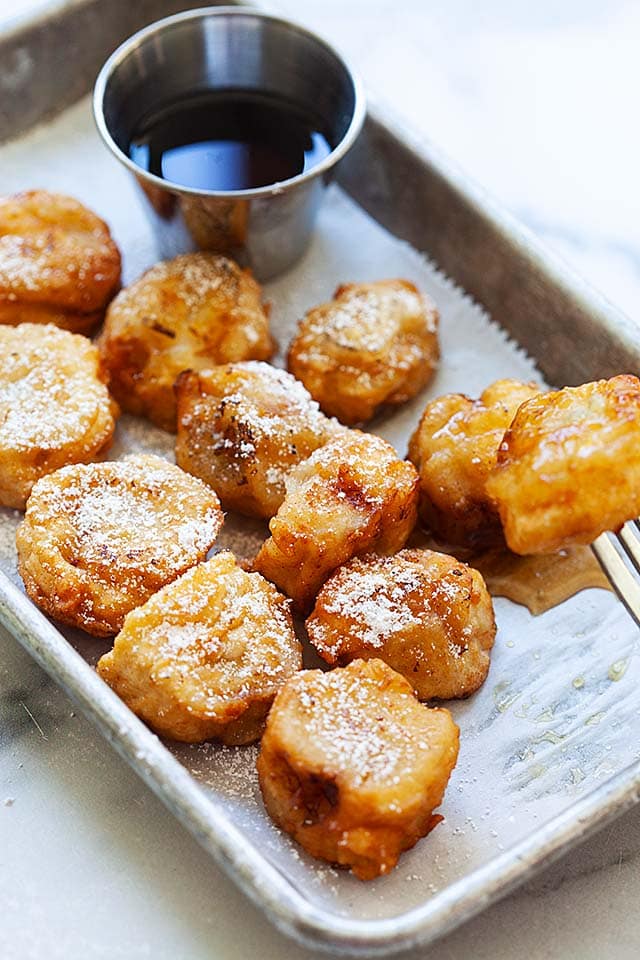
[287,279,439,425]
[98,253,273,431]
[307,549,496,700]
[16,454,223,637]
[0,190,121,334]
[97,552,302,744]
[257,658,459,880]
[407,379,540,548]
[253,431,419,611]
[486,375,640,554]
[175,362,341,518]
[0,323,117,510]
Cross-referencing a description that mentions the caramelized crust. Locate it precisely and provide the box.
[16,454,223,636]
[0,323,117,509]
[253,431,419,612]
[175,362,340,518]
[307,549,496,700]
[287,279,439,424]
[97,552,302,744]
[98,253,273,431]
[0,190,121,334]
[257,658,459,880]
[407,379,540,547]
[487,375,640,554]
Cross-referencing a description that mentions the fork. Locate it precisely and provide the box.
[592,521,640,626]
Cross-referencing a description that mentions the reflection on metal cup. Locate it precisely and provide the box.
[93,7,366,280]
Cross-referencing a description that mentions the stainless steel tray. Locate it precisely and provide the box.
[1,2,640,956]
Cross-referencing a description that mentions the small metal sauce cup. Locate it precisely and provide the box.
[93,6,366,280]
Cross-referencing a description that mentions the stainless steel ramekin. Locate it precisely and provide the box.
[93,6,366,280]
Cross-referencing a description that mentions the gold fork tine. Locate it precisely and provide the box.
[592,530,640,627]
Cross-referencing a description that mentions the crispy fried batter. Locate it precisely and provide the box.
[257,658,459,880]
[486,375,640,554]
[0,323,117,510]
[307,549,496,700]
[407,379,540,548]
[98,253,273,431]
[16,454,223,637]
[175,362,341,518]
[0,190,121,334]
[97,552,302,744]
[287,279,439,425]
[253,431,419,611]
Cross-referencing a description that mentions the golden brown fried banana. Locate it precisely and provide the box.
[257,658,459,880]
[0,323,117,510]
[287,279,439,424]
[97,552,302,744]
[307,549,496,700]
[16,454,223,637]
[407,379,540,548]
[98,253,273,431]
[253,431,419,611]
[486,375,640,554]
[0,190,121,334]
[175,362,341,518]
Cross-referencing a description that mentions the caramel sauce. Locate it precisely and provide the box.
[408,529,611,615]
[470,544,611,615]
[128,90,332,191]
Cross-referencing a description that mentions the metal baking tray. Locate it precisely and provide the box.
[2,1,640,955]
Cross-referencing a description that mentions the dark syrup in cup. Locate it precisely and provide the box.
[128,89,333,192]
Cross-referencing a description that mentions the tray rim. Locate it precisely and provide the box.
[336,96,640,386]
[2,0,640,955]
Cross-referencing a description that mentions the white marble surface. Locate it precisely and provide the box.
[284,0,640,326]
[2,1,640,959]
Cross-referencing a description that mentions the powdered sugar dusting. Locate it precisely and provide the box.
[177,361,340,516]
[318,558,421,652]
[307,549,496,703]
[287,279,440,423]
[19,454,223,615]
[108,552,301,722]
[113,253,237,317]
[0,324,114,450]
[105,252,272,358]
[281,661,449,793]
[297,281,437,356]
[0,189,120,312]
[285,430,412,507]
